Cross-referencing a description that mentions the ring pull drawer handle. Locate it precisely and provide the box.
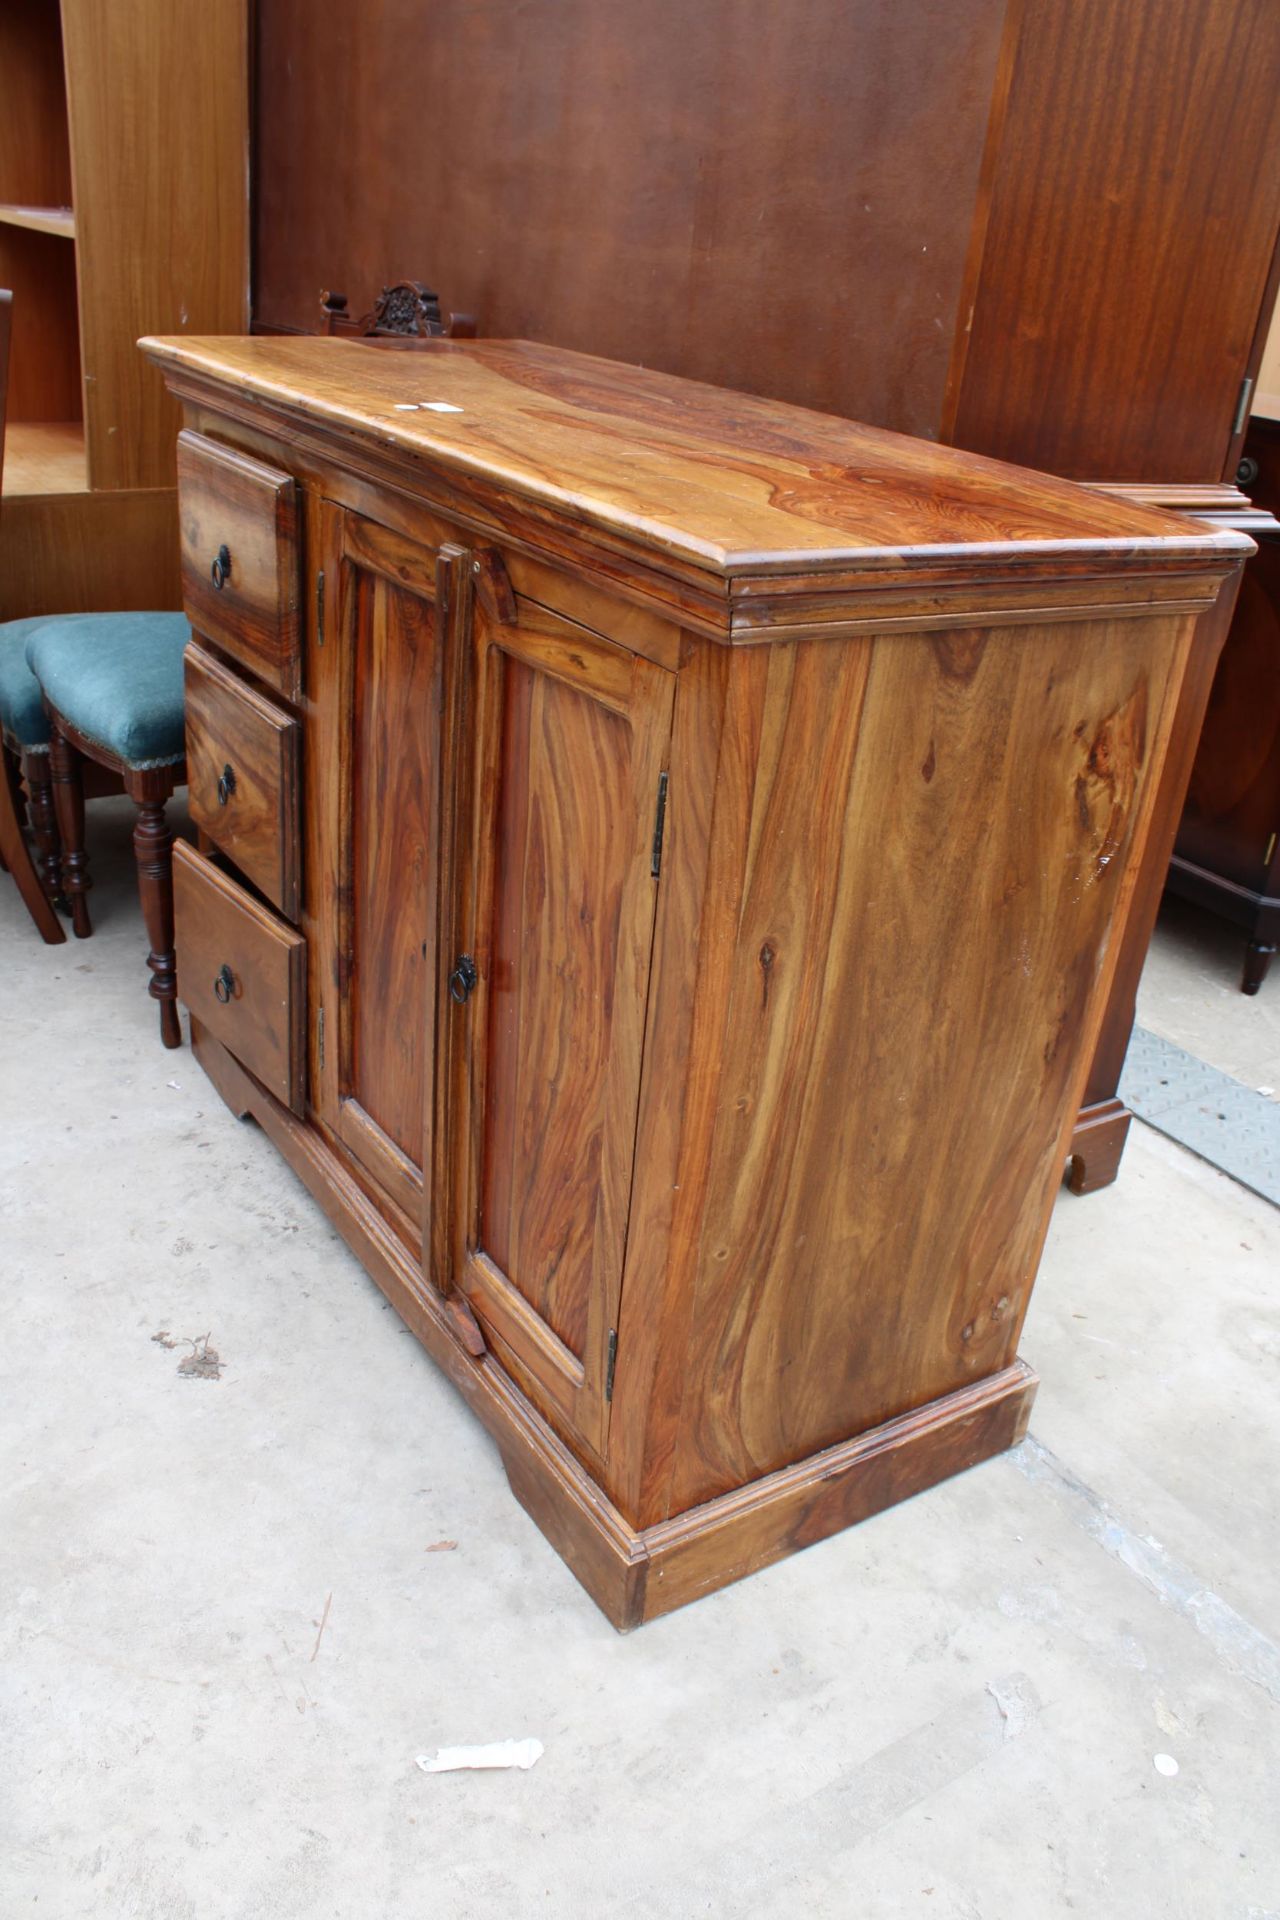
[210,544,232,590]
[449,955,478,1004]
[216,763,237,806]
[213,963,237,1004]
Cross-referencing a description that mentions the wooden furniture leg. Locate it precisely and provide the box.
[126,766,181,1048]
[0,740,65,944]
[49,724,92,937]
[1243,938,1276,995]
[21,750,64,907]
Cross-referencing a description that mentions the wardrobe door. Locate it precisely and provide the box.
[446,596,674,1457]
[316,505,470,1231]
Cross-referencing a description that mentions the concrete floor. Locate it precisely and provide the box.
[2,798,1278,1920]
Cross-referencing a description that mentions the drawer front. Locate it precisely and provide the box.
[174,840,306,1114]
[177,429,302,699]
[185,643,301,919]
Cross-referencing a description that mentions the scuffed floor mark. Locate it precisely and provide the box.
[151,1330,224,1380]
[1015,1433,1280,1704]
[609,1674,1041,1914]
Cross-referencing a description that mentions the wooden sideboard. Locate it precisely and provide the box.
[142,334,1248,1626]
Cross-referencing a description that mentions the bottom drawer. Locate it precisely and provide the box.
[174,840,306,1115]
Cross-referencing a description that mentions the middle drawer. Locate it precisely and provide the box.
[186,641,301,920]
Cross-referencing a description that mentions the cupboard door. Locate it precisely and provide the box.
[319,508,469,1227]
[448,599,674,1457]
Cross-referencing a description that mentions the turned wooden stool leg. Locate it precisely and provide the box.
[49,723,92,937]
[21,750,65,909]
[126,768,181,1049]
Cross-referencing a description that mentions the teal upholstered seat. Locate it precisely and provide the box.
[25,612,191,769]
[0,615,69,753]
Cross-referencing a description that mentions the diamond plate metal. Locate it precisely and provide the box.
[1119,1026,1280,1207]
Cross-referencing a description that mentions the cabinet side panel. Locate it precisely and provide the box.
[668,618,1183,1512]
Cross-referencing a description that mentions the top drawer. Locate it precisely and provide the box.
[177,429,302,701]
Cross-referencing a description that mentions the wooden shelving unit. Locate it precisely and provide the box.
[0,204,76,239]
[0,0,248,618]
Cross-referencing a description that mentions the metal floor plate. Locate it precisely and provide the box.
[1119,1025,1280,1207]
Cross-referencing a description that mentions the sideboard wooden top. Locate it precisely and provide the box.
[143,335,1250,632]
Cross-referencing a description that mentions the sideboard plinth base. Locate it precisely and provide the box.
[192,1017,1039,1629]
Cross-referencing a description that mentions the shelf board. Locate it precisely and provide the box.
[2,422,89,497]
[0,203,76,239]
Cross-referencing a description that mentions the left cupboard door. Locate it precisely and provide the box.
[309,505,471,1234]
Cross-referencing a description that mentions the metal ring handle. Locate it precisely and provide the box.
[210,543,232,590]
[213,963,235,1004]
[217,763,237,806]
[448,955,478,1004]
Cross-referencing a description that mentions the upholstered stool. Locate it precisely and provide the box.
[26,612,191,1047]
[0,616,72,937]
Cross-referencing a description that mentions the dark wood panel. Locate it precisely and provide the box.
[185,641,301,918]
[1166,416,1280,990]
[252,0,1008,437]
[947,0,1280,481]
[177,430,302,698]
[1177,431,1280,892]
[0,226,81,424]
[0,0,72,208]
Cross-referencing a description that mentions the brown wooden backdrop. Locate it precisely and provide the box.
[253,0,1009,441]
[253,0,1280,484]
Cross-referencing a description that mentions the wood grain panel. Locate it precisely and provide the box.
[174,839,306,1113]
[1,422,87,496]
[0,486,180,621]
[346,567,438,1170]
[667,616,1184,1512]
[177,430,302,697]
[185,642,301,918]
[0,225,81,423]
[252,0,1007,437]
[0,1,72,209]
[61,0,249,491]
[947,0,1280,481]
[144,339,1247,605]
[454,606,675,1455]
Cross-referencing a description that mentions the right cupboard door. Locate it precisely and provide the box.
[447,600,674,1457]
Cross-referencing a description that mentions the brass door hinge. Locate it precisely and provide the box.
[317,1004,325,1071]
[605,1327,618,1401]
[316,570,325,647]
